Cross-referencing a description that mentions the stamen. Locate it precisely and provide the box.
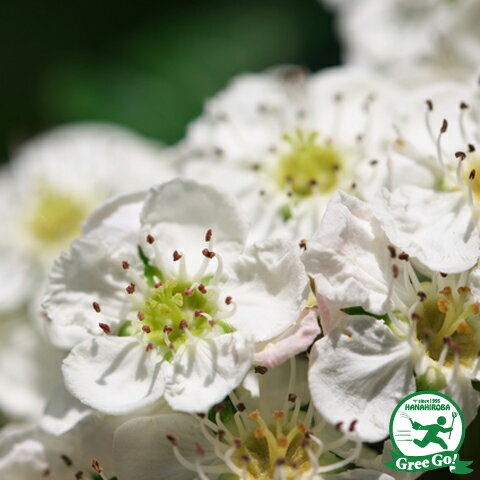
[92,302,101,313]
[98,323,111,334]
[459,102,470,144]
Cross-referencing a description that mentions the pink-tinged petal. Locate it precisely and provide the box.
[255,308,320,367]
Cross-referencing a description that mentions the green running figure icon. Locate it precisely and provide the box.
[407,415,453,449]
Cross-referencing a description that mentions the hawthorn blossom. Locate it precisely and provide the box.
[323,0,480,85]
[113,358,394,480]
[375,82,480,273]
[43,179,307,415]
[303,191,480,442]
[0,123,175,419]
[181,66,399,241]
[0,123,175,315]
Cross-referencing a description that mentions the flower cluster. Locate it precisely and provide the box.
[1,2,480,480]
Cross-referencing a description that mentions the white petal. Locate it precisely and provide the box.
[40,384,92,436]
[114,414,222,480]
[11,123,175,197]
[42,232,132,349]
[0,312,64,420]
[82,190,146,242]
[374,186,479,273]
[255,308,320,367]
[303,191,391,315]
[140,179,248,275]
[308,316,415,442]
[62,336,166,414]
[226,238,307,341]
[165,332,254,412]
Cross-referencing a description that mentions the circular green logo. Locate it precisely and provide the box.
[390,391,465,457]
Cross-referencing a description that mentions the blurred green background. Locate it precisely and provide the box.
[0,0,339,162]
[0,0,477,477]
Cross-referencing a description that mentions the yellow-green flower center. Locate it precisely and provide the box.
[120,274,234,360]
[390,278,480,390]
[231,411,312,480]
[25,186,90,248]
[275,130,342,198]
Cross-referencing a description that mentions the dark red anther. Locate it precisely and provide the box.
[60,454,73,467]
[173,250,182,261]
[202,248,216,259]
[98,323,111,334]
[91,459,102,474]
[198,284,207,294]
[254,366,268,375]
[205,229,213,242]
[142,325,151,334]
[166,434,178,446]
[179,319,188,330]
[122,261,130,269]
[440,119,448,133]
[387,245,397,258]
[92,302,101,313]
[417,291,427,302]
[137,312,145,321]
[126,283,136,294]
[146,234,155,244]
[225,296,232,305]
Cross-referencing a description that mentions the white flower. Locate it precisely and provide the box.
[0,123,176,315]
[113,357,393,480]
[0,123,176,420]
[43,179,307,415]
[181,66,399,241]
[324,0,480,85]
[304,191,480,442]
[375,82,480,273]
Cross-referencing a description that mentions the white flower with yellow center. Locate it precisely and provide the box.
[181,66,399,241]
[43,179,307,415]
[0,123,175,419]
[303,192,480,442]
[113,358,394,480]
[0,123,176,315]
[323,0,480,84]
[374,82,480,273]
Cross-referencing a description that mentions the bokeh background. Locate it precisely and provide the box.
[0,0,477,477]
[0,0,339,161]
